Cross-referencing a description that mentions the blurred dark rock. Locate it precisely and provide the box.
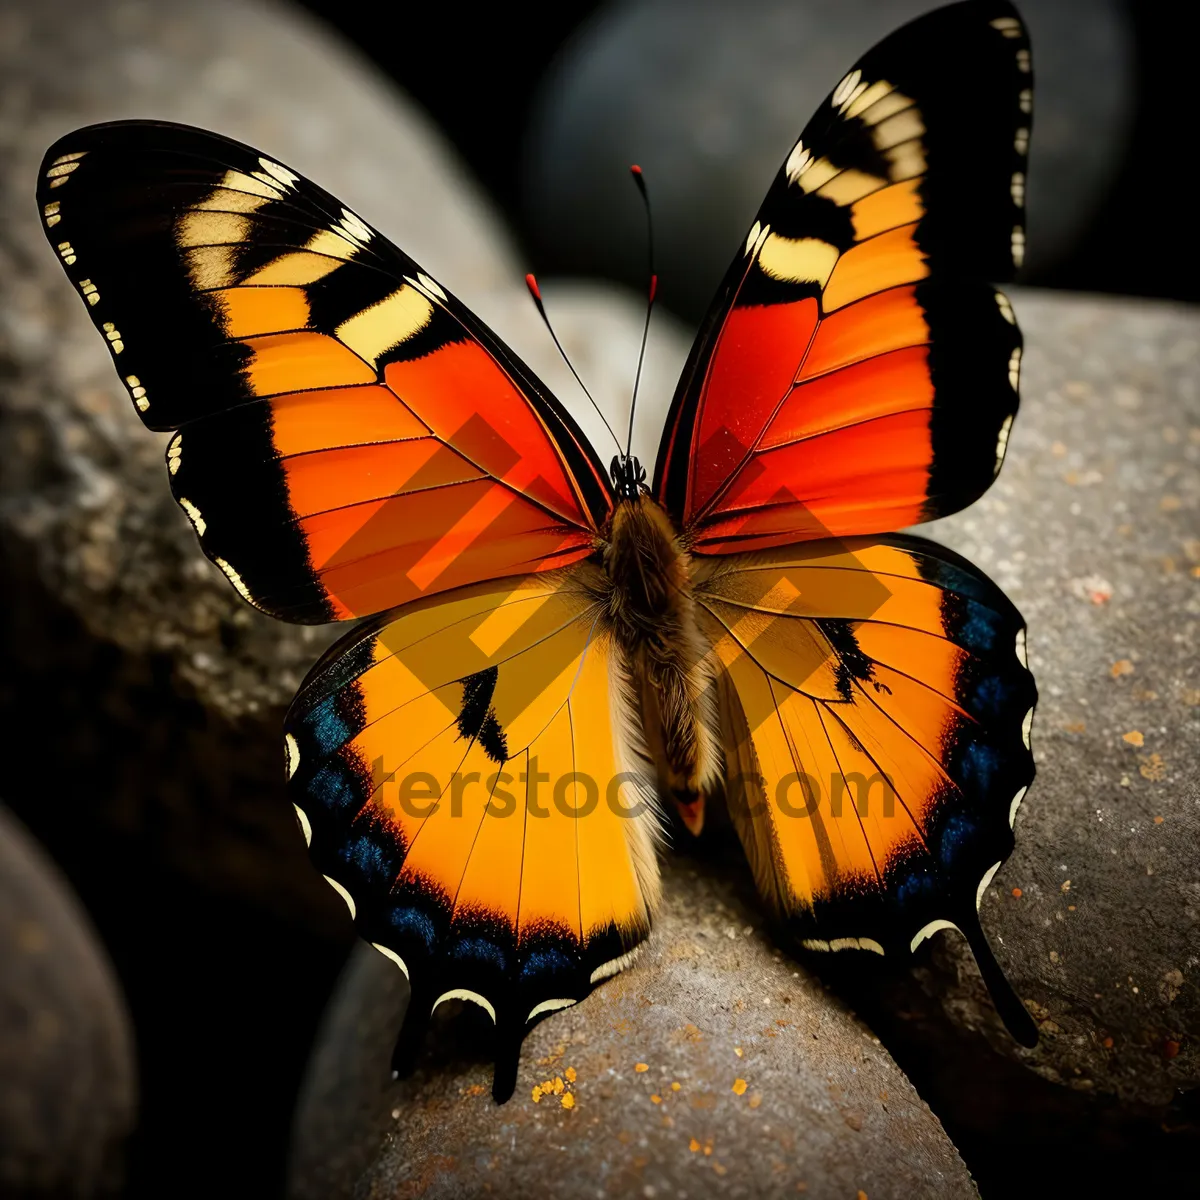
[289,858,977,1200]
[901,289,1200,1109]
[0,805,137,1198]
[522,0,1134,320]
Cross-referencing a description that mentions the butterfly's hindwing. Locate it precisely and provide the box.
[697,534,1037,1040]
[285,566,661,1098]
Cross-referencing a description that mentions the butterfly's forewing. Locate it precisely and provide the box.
[38,121,613,622]
[698,537,1037,1044]
[285,565,660,1099]
[38,121,655,1093]
[654,0,1031,554]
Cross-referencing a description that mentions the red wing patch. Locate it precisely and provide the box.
[655,1,1030,554]
[38,121,614,622]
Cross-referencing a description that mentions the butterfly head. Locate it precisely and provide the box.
[610,455,647,503]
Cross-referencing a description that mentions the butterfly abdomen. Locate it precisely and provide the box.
[604,497,721,833]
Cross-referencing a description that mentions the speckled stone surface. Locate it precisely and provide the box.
[290,858,977,1200]
[0,805,137,1198]
[909,288,1200,1105]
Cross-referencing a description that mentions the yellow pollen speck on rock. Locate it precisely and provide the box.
[732,1078,748,1096]
[1123,731,1144,747]
[635,1062,649,1073]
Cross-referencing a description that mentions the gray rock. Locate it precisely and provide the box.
[522,0,1134,319]
[910,288,1200,1106]
[0,805,137,1198]
[289,858,977,1200]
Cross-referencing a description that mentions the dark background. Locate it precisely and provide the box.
[296,0,1197,305]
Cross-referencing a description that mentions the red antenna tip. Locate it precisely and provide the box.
[524,273,542,302]
[630,164,642,176]
[649,274,658,303]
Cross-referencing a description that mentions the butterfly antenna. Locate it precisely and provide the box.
[524,273,621,453]
[625,164,657,459]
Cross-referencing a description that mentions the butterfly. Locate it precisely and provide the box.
[39,0,1037,1101]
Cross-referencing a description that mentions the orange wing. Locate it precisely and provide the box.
[697,534,1037,1043]
[38,121,614,622]
[654,0,1030,553]
[285,564,661,1099]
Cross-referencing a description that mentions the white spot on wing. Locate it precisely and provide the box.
[433,989,496,1023]
[1010,171,1026,207]
[125,375,148,412]
[1011,226,1025,268]
[372,943,410,979]
[1015,627,1028,668]
[1021,706,1034,749]
[803,936,884,954]
[976,861,1003,910]
[785,140,813,184]
[995,291,1016,324]
[78,278,99,305]
[258,157,299,189]
[214,557,256,606]
[831,68,863,109]
[1015,127,1030,155]
[417,272,447,301]
[990,16,1023,37]
[527,997,577,1022]
[337,208,373,246]
[293,803,312,847]
[323,874,357,919]
[46,157,83,183]
[1008,346,1022,391]
[178,497,206,537]
[1016,47,1031,73]
[995,413,1014,472]
[1009,785,1028,828]
[167,435,182,475]
[590,945,642,984]
[1018,89,1032,114]
[285,732,301,779]
[910,919,959,952]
